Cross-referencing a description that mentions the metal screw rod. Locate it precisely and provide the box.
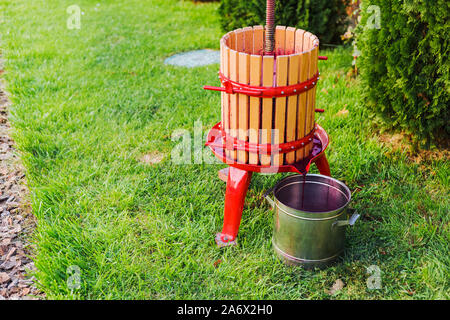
[265,0,275,54]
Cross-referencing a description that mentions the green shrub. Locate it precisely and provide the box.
[218,0,349,44]
[357,0,449,146]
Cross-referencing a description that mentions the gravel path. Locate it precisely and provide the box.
[0,72,42,299]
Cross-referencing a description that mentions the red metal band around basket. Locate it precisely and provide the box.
[203,71,320,98]
[205,127,316,155]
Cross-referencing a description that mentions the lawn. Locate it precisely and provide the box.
[1,0,448,299]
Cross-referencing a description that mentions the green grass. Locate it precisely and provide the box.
[1,0,449,299]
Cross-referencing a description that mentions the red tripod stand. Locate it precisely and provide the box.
[206,122,331,246]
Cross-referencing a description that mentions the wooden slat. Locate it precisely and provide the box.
[285,53,300,164]
[296,50,310,162]
[238,52,250,164]
[303,32,312,53]
[249,54,262,165]
[240,27,254,161]
[308,45,319,154]
[229,49,239,161]
[311,40,320,143]
[294,29,305,54]
[285,27,296,55]
[224,31,233,48]
[222,42,231,160]
[233,28,245,163]
[303,34,314,158]
[229,30,236,50]
[243,27,253,54]
[275,26,286,55]
[261,56,274,166]
[252,25,264,55]
[236,29,244,52]
[273,55,288,166]
[220,39,225,137]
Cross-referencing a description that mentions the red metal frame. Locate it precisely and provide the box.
[206,127,315,155]
[206,122,329,174]
[203,55,328,100]
[204,71,319,98]
[207,122,331,247]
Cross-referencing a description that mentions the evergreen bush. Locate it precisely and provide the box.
[357,0,449,146]
[218,0,349,44]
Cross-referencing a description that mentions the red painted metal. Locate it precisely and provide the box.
[205,127,315,155]
[215,167,253,247]
[208,122,332,246]
[204,71,319,98]
[206,122,329,175]
[312,153,331,177]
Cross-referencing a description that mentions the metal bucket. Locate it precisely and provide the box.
[265,174,359,268]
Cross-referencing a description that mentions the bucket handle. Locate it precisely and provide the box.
[332,209,360,228]
[263,187,275,209]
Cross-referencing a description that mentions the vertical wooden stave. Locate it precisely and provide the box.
[232,29,244,163]
[233,27,253,164]
[238,52,250,164]
[284,27,298,164]
[285,27,296,55]
[294,29,305,161]
[222,40,231,160]
[309,44,319,150]
[311,36,320,140]
[236,29,244,52]
[220,39,224,133]
[305,34,316,158]
[303,32,312,52]
[229,30,237,50]
[251,26,264,165]
[285,53,300,164]
[297,51,310,161]
[243,27,253,54]
[275,26,286,55]
[249,54,262,165]
[261,56,274,166]
[274,55,288,166]
[302,33,313,159]
[229,48,239,162]
[294,29,305,54]
[252,25,264,55]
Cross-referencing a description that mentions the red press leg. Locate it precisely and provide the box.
[215,166,253,247]
[314,153,331,176]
